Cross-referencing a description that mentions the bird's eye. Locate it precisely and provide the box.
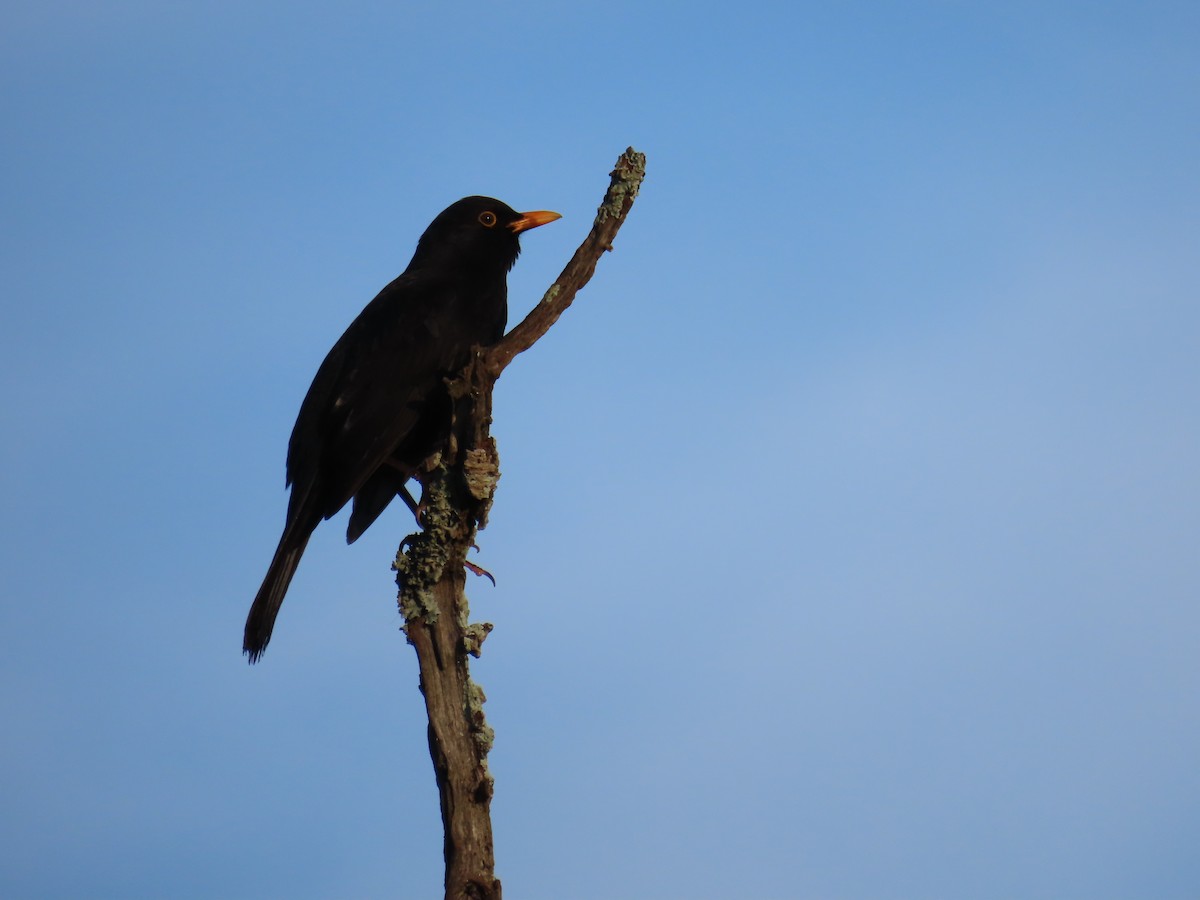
[478,211,497,227]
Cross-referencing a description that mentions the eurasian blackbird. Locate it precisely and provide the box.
[244,196,560,662]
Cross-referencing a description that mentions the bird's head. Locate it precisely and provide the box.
[410,196,561,277]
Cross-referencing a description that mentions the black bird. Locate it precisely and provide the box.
[244,196,560,662]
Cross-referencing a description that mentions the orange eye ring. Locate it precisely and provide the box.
[478,211,497,227]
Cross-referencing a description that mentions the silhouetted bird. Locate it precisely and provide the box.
[244,197,560,662]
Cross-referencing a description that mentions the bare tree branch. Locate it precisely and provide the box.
[394,147,647,900]
[483,147,647,378]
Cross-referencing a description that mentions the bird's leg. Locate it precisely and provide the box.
[380,457,425,527]
[399,484,424,525]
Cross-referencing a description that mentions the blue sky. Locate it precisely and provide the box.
[2,2,1198,897]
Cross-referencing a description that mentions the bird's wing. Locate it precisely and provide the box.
[286,272,462,523]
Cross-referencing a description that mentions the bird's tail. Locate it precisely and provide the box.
[243,517,315,664]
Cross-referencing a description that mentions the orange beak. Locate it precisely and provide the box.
[509,210,562,233]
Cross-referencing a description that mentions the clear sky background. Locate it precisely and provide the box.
[2,2,1197,898]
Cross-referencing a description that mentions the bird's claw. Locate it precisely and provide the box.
[464,559,496,586]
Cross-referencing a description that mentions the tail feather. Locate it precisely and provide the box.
[243,518,315,663]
